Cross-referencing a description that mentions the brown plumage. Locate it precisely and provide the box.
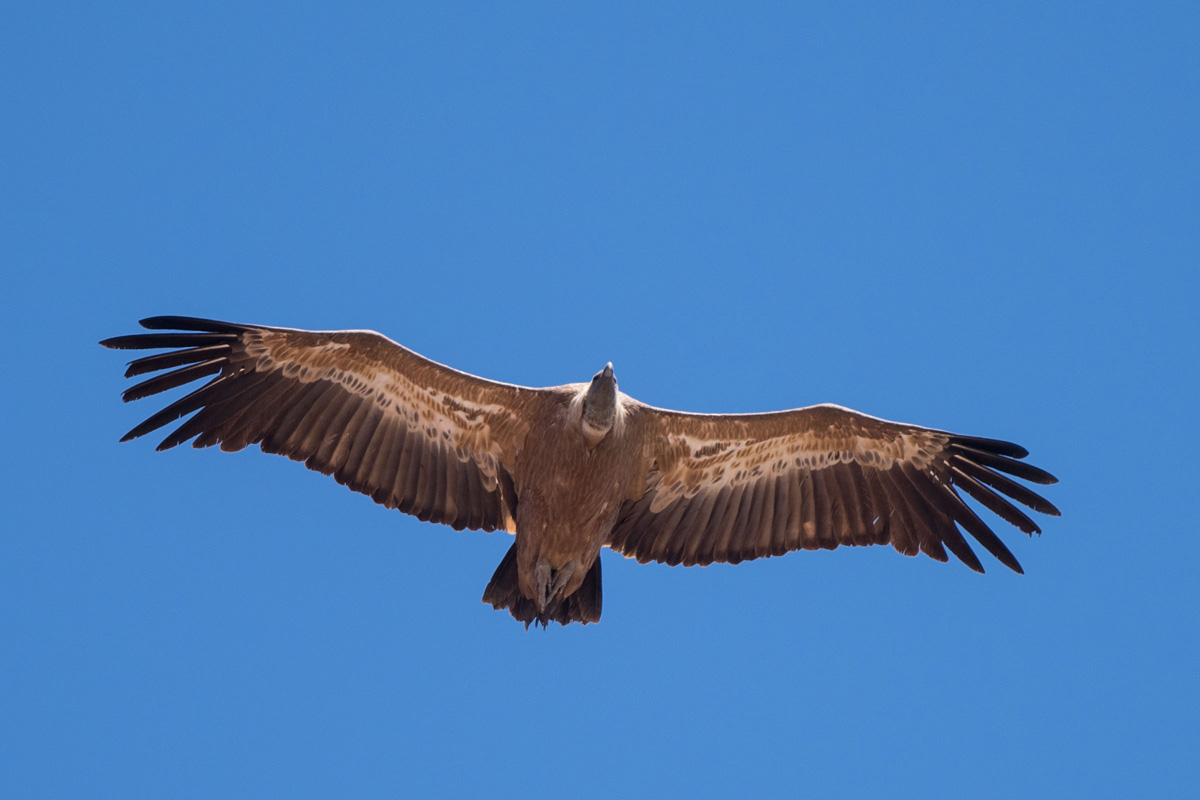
[102,316,1060,628]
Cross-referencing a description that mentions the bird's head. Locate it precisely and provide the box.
[581,362,618,446]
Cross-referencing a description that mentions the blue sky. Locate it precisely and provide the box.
[3,2,1197,797]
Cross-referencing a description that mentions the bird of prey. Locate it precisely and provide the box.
[102,316,1059,628]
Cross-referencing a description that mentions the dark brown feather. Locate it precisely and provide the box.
[941,491,1024,574]
[124,345,232,378]
[952,444,1058,485]
[899,463,984,572]
[947,433,1029,459]
[645,496,690,564]
[396,430,423,513]
[952,456,1061,516]
[791,472,815,551]
[312,394,363,467]
[337,405,383,489]
[119,380,221,442]
[867,466,917,557]
[950,466,1042,535]
[101,332,237,350]
[138,316,248,333]
[211,377,298,452]
[667,488,720,565]
[750,474,776,558]
[689,485,733,566]
[882,468,948,563]
[768,475,793,556]
[810,470,835,549]
[716,483,753,564]
[268,382,330,448]
[325,397,370,473]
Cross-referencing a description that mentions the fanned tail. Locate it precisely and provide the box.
[482,544,603,628]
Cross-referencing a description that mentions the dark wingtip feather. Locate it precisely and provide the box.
[120,359,223,402]
[114,381,221,442]
[123,344,232,378]
[941,535,985,573]
[100,332,237,350]
[949,433,1029,459]
[139,316,249,333]
[951,456,1062,517]
[952,444,1059,486]
[100,334,139,349]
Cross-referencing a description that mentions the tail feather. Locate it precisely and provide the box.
[482,544,603,628]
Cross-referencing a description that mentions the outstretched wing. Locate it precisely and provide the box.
[102,316,548,533]
[610,403,1059,572]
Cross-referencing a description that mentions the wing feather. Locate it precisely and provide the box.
[952,443,1057,485]
[951,456,1061,516]
[809,470,834,550]
[791,472,814,551]
[122,358,225,401]
[713,483,751,564]
[124,344,233,378]
[768,475,792,557]
[865,466,913,557]
[609,403,1058,573]
[899,462,985,573]
[102,317,547,534]
[326,395,371,470]
[690,485,732,566]
[751,473,776,558]
[949,465,1041,534]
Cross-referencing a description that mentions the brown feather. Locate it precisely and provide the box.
[644,496,690,564]
[953,444,1058,485]
[791,472,815,551]
[124,345,232,378]
[867,466,917,557]
[881,468,948,563]
[120,379,223,442]
[809,470,834,550]
[899,463,984,573]
[768,475,793,556]
[101,332,236,350]
[326,397,371,474]
[951,456,1061,516]
[666,488,720,565]
[313,395,363,467]
[949,465,1042,535]
[338,405,383,490]
[713,483,751,564]
[689,485,733,566]
[751,473,777,558]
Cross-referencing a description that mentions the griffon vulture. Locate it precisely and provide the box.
[102,316,1059,628]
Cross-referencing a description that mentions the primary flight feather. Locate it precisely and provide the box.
[102,316,1060,627]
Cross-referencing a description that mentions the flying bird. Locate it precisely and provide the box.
[102,316,1059,628]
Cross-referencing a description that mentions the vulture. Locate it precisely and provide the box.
[102,316,1060,628]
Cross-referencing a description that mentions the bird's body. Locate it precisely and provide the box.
[514,403,626,600]
[102,316,1060,627]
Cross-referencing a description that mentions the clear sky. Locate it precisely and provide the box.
[3,3,1197,797]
